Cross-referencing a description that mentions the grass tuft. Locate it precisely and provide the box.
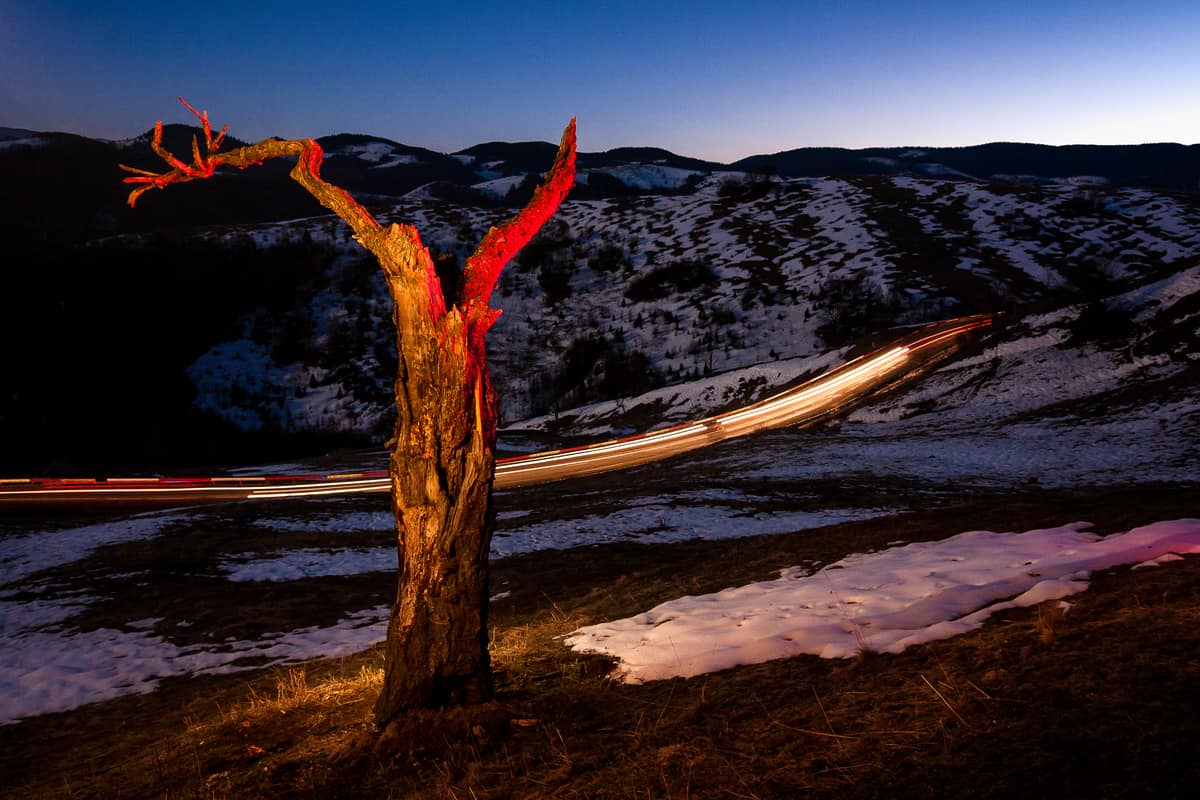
[1035,599,1068,643]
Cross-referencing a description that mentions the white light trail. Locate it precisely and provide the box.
[0,315,992,504]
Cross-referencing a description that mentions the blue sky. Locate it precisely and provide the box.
[2,1,1197,162]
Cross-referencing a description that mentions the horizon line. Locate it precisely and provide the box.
[3,122,1197,166]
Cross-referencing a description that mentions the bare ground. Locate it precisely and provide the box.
[2,483,1198,799]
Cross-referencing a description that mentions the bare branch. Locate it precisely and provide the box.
[177,96,229,153]
[461,118,577,333]
[119,100,576,333]
[118,99,382,245]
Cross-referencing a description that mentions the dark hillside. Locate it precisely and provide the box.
[454,140,561,173]
[734,146,891,177]
[0,126,37,139]
[315,133,479,196]
[2,123,1197,475]
[0,234,365,474]
[734,141,1200,192]
[581,146,721,172]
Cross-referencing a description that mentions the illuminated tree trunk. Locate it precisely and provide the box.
[371,228,503,715]
[122,100,576,723]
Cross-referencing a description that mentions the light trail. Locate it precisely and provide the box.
[0,314,993,505]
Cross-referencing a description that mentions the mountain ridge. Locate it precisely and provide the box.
[4,124,1196,250]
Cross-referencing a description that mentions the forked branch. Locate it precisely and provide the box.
[461,119,577,332]
[119,97,233,204]
[120,99,577,326]
[119,98,381,242]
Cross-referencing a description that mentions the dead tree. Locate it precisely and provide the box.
[122,99,576,724]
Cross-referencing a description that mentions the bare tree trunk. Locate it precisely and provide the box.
[373,268,499,714]
[120,101,575,725]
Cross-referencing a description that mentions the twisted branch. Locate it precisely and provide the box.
[119,98,381,244]
[119,99,576,327]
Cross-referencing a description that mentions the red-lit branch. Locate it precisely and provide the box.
[119,98,382,243]
[461,119,576,325]
[119,97,234,205]
[118,101,576,329]
[178,96,229,153]
[460,119,577,360]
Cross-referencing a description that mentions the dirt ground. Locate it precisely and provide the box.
[2,483,1198,799]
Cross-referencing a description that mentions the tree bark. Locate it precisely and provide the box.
[376,289,498,712]
[370,230,499,714]
[121,101,576,724]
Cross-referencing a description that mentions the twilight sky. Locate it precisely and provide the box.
[2,1,1197,162]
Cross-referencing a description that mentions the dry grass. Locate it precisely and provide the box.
[244,664,383,717]
[3,484,1199,799]
[1034,599,1069,643]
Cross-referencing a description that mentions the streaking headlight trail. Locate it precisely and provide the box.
[0,314,992,505]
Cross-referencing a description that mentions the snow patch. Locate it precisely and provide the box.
[220,547,396,581]
[0,510,194,587]
[0,136,46,150]
[0,605,389,724]
[473,174,527,198]
[567,520,1200,682]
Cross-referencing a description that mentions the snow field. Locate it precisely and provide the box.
[178,170,1200,430]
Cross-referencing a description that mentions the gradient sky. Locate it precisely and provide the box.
[2,1,1197,162]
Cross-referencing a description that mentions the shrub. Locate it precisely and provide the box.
[588,243,629,273]
[625,259,718,302]
[516,218,572,273]
[717,174,775,202]
[553,335,662,408]
[814,275,896,346]
[537,261,573,305]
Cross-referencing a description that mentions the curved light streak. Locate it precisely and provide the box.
[0,314,992,504]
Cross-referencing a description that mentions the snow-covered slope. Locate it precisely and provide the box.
[179,172,1199,445]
